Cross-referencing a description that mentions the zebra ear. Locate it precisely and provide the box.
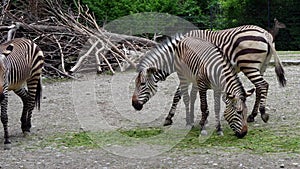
[146,67,157,75]
[226,93,235,100]
[246,88,255,97]
[1,44,14,57]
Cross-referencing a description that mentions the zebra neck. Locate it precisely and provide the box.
[152,69,170,82]
[222,75,245,99]
[218,63,245,98]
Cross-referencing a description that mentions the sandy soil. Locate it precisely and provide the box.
[0,65,299,169]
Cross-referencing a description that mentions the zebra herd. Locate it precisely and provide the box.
[0,24,286,149]
[132,25,286,138]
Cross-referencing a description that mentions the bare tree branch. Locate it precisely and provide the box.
[0,0,156,77]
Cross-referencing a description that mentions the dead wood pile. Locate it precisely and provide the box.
[0,0,157,78]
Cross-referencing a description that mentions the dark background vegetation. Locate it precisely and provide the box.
[2,0,297,77]
[6,0,299,51]
[78,0,299,51]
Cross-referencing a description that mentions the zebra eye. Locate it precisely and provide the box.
[140,82,146,86]
[237,110,243,115]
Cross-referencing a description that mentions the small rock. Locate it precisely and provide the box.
[280,163,285,168]
[292,163,299,166]
[254,124,260,127]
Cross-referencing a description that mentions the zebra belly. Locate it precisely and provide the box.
[175,60,197,84]
[7,80,27,91]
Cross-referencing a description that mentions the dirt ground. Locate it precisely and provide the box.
[0,65,299,169]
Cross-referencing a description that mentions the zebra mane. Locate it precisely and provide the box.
[220,53,247,100]
[137,33,184,73]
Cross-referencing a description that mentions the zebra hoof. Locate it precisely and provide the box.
[261,113,269,123]
[186,122,194,127]
[185,124,193,130]
[247,115,255,122]
[23,131,31,137]
[200,130,208,136]
[217,131,224,136]
[4,143,11,150]
[163,119,173,126]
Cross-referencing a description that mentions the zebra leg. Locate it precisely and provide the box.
[213,91,223,136]
[0,93,11,149]
[246,75,269,123]
[164,86,181,126]
[189,84,198,126]
[199,90,209,136]
[180,83,192,126]
[258,81,269,122]
[14,87,34,135]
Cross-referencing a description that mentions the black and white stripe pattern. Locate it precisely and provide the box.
[0,38,44,149]
[164,25,286,126]
[132,35,253,138]
[132,34,182,110]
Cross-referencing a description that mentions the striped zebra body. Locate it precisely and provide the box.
[132,35,253,137]
[0,38,44,149]
[164,25,286,126]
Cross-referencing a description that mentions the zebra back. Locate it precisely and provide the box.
[186,25,286,87]
[186,25,272,60]
[176,36,247,101]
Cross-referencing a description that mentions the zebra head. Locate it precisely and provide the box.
[0,54,6,95]
[223,88,255,138]
[0,44,13,100]
[132,67,168,111]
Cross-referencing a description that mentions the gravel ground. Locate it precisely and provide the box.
[0,65,299,169]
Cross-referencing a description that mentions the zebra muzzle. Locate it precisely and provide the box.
[235,125,248,138]
[132,95,143,111]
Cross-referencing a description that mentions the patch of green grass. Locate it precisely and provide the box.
[41,125,300,154]
[119,127,163,138]
[45,132,98,148]
[278,51,300,55]
[175,125,300,154]
[42,77,72,84]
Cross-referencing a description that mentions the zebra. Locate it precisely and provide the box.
[132,35,254,138]
[0,38,44,150]
[163,25,286,126]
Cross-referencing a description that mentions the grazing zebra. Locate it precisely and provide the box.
[0,38,44,150]
[132,35,253,138]
[164,25,286,126]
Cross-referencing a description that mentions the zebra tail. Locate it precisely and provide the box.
[35,78,42,110]
[270,44,287,87]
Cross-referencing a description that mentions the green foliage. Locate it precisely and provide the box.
[80,0,300,50]
[81,0,210,28]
